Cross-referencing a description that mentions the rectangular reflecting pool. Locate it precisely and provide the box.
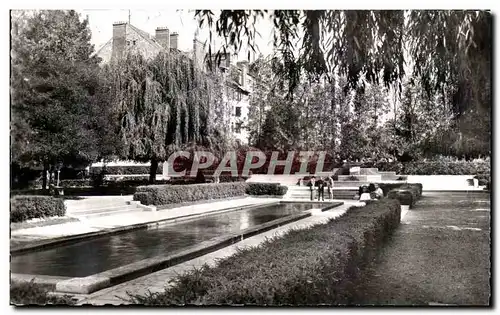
[11,202,318,277]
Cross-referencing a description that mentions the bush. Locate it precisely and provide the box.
[401,156,490,175]
[474,174,490,186]
[377,183,422,197]
[388,190,414,207]
[246,183,288,196]
[90,164,163,175]
[10,281,75,305]
[387,184,421,208]
[59,179,91,188]
[133,182,247,206]
[127,199,401,305]
[10,196,66,223]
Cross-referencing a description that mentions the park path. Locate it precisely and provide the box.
[351,192,491,306]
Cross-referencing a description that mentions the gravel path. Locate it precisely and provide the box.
[351,192,491,306]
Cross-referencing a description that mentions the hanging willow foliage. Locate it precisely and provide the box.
[108,50,229,165]
[195,10,491,117]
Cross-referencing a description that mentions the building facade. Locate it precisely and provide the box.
[95,21,252,144]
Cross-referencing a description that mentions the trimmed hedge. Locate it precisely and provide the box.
[387,184,421,208]
[90,165,163,175]
[10,196,66,223]
[133,182,247,206]
[246,183,288,196]
[59,179,91,188]
[128,199,401,305]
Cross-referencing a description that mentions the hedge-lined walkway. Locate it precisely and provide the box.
[352,192,490,305]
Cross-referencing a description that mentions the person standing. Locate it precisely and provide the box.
[317,177,325,201]
[308,177,316,201]
[328,176,334,200]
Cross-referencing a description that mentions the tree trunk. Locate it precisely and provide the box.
[149,158,158,184]
[42,162,48,192]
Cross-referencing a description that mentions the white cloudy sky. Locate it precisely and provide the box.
[77,9,277,59]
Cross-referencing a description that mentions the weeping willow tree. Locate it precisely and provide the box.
[195,10,491,157]
[108,51,229,183]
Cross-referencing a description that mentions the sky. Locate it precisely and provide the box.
[78,9,276,61]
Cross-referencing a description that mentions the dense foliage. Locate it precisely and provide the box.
[198,10,490,160]
[10,10,109,190]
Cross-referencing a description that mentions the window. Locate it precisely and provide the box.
[237,91,242,101]
[235,122,242,134]
[235,107,241,117]
[133,40,137,45]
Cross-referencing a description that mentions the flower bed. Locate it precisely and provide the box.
[128,199,401,305]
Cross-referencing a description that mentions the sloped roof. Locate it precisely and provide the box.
[128,24,164,50]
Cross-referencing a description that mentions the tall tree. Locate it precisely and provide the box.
[11,10,103,190]
[108,51,228,183]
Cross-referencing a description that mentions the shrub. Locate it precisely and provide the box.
[474,174,491,186]
[90,165,163,175]
[396,176,407,181]
[377,183,422,197]
[10,196,66,223]
[59,179,91,188]
[345,175,359,181]
[246,183,288,196]
[10,281,75,305]
[127,199,401,305]
[134,182,247,206]
[387,184,421,208]
[401,156,490,175]
[388,190,414,207]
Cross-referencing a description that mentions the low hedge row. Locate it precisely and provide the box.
[245,183,288,196]
[387,185,422,208]
[133,182,248,206]
[59,179,92,188]
[128,199,401,305]
[90,165,163,175]
[10,196,66,223]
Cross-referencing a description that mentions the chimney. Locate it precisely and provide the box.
[112,21,127,60]
[193,38,205,69]
[170,32,179,50]
[237,61,249,88]
[155,27,170,50]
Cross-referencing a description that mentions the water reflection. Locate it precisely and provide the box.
[11,202,316,277]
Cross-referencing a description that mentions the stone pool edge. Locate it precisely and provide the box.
[10,199,282,255]
[13,202,344,295]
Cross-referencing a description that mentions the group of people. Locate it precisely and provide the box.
[305,176,384,202]
[357,183,384,201]
[306,176,335,201]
